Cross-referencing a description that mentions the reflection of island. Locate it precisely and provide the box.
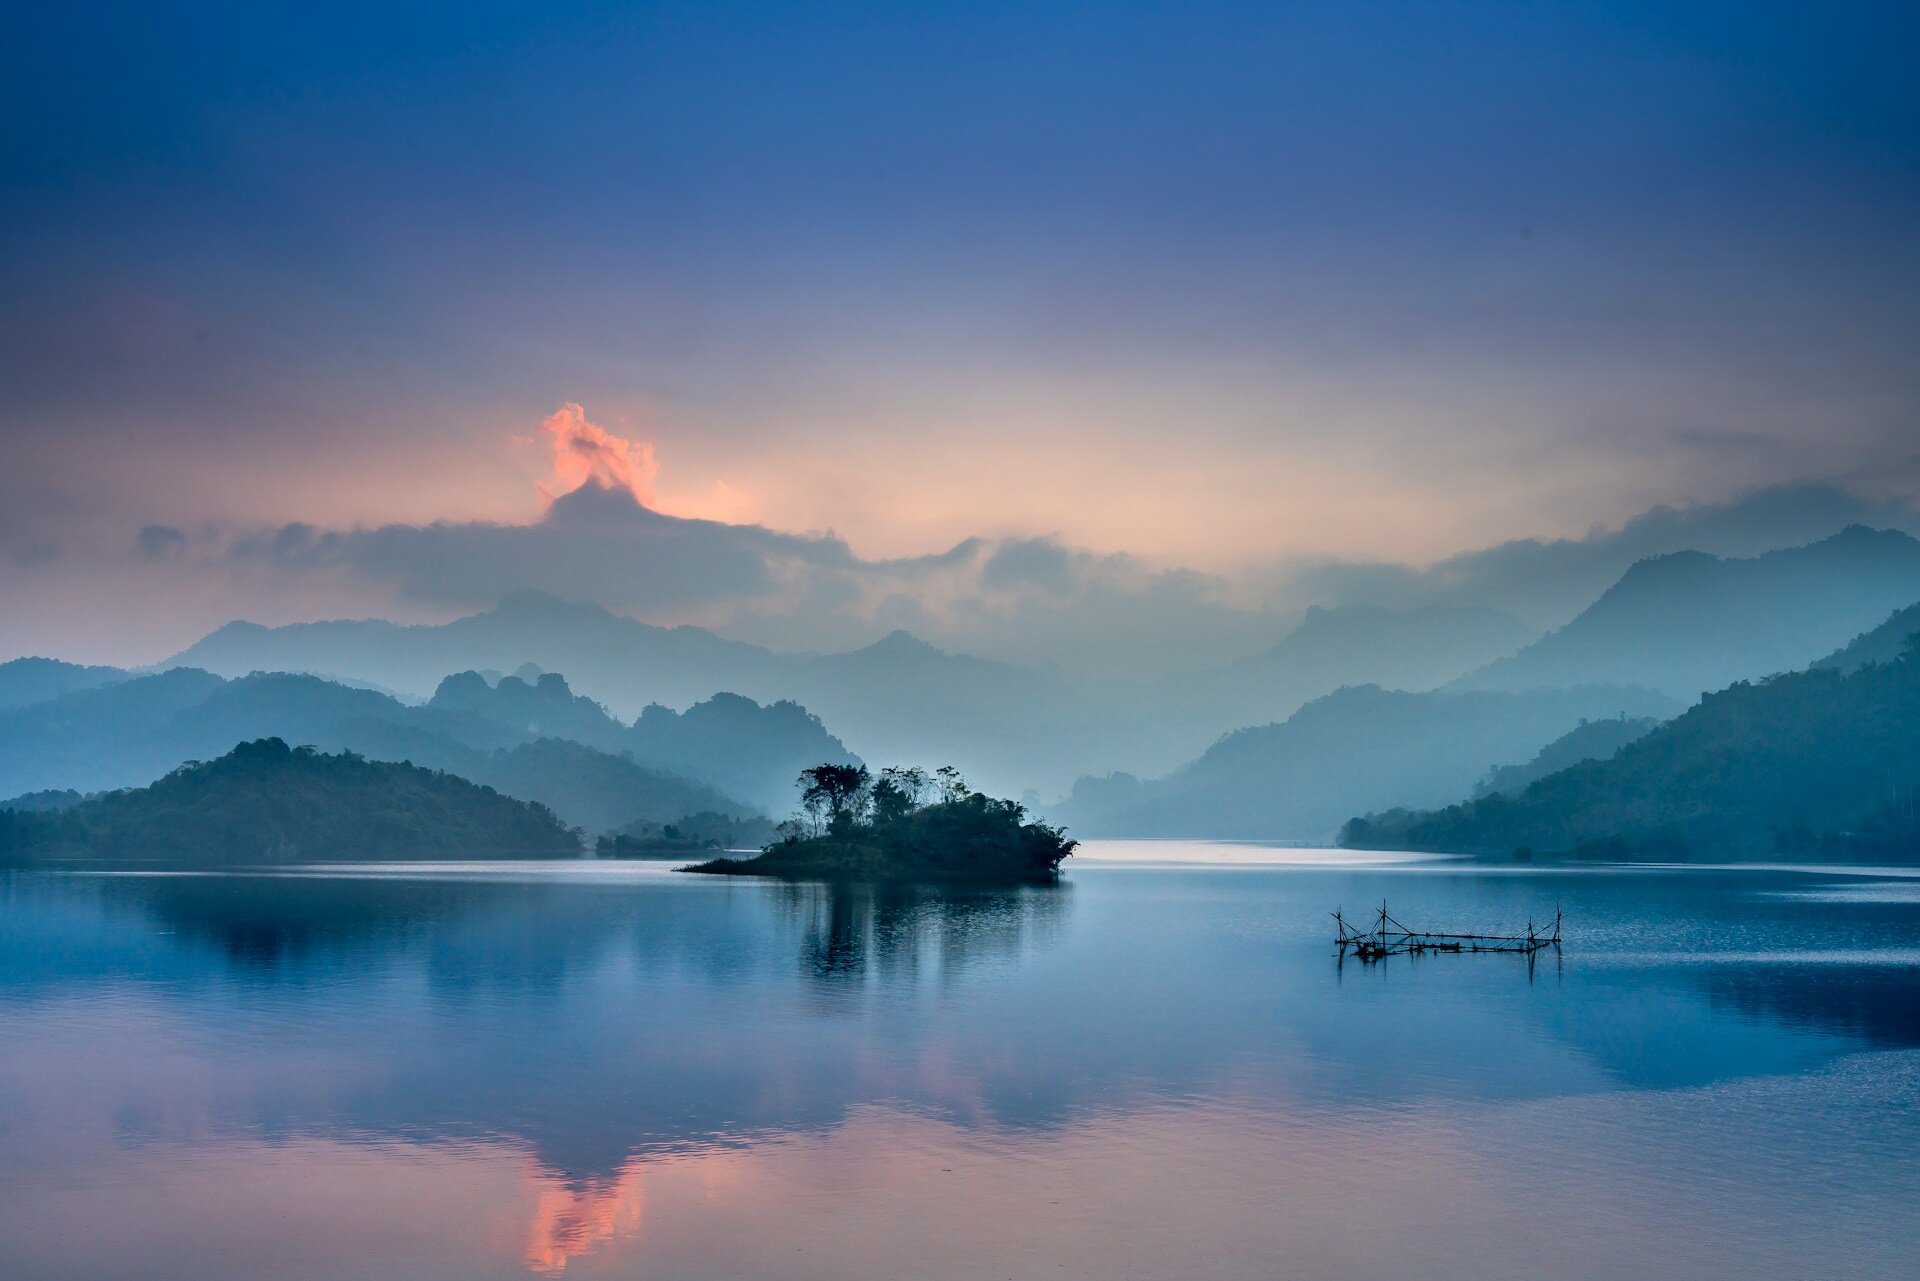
[6,862,1920,1278]
[776,880,1070,985]
[686,764,1075,883]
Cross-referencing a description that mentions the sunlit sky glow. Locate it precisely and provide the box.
[3,1,1918,664]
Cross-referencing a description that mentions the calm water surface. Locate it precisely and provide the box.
[1,842,1916,1279]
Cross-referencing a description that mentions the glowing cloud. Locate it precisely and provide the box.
[540,402,660,506]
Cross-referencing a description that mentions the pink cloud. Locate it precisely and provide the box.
[540,402,660,506]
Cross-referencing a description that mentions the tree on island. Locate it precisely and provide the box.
[685,763,1075,882]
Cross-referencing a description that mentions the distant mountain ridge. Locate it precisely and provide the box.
[1345,637,1920,860]
[1814,600,1920,672]
[1165,603,1536,728]
[1472,716,1662,799]
[1054,681,1680,841]
[0,667,851,833]
[0,657,131,709]
[157,594,1546,796]
[1451,526,1920,698]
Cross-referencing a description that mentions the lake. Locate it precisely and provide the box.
[1,842,1916,1280]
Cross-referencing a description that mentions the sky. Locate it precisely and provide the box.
[3,1,1918,667]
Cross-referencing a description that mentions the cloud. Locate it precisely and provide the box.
[1285,481,1920,628]
[137,524,187,562]
[91,408,1920,676]
[981,537,1078,597]
[539,403,659,506]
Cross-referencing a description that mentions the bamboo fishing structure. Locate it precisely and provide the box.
[1334,901,1561,962]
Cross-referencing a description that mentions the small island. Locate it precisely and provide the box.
[0,737,582,864]
[683,764,1075,883]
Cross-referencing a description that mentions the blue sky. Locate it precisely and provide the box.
[3,1,1917,659]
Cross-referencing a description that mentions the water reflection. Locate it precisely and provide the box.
[771,880,1069,986]
[1,856,1917,1280]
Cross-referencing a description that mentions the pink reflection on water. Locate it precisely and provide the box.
[521,1161,646,1275]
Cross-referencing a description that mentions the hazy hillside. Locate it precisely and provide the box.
[1345,640,1920,859]
[155,594,1544,797]
[1452,526,1920,698]
[1167,603,1536,727]
[167,590,788,710]
[463,739,740,835]
[0,657,131,709]
[426,669,854,811]
[0,738,580,862]
[1054,682,1679,841]
[0,669,814,834]
[1472,716,1662,798]
[1814,600,1920,672]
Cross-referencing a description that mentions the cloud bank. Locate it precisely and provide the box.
[200,410,1920,673]
[5,403,1916,674]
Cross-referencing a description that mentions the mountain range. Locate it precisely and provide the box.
[1343,619,1920,860]
[0,664,853,834]
[1451,526,1920,698]
[156,594,1547,796]
[11,522,1920,852]
[1052,682,1681,841]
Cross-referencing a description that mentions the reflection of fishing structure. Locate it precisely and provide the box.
[1334,902,1561,962]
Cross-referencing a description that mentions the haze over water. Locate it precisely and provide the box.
[2,844,1914,1280]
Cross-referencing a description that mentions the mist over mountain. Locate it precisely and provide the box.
[1472,716,1662,800]
[154,594,1541,797]
[1054,682,1680,841]
[1346,638,1920,860]
[0,657,130,709]
[1815,601,1920,673]
[169,589,787,711]
[0,667,847,834]
[1451,527,1920,698]
[427,669,852,811]
[1169,603,1535,726]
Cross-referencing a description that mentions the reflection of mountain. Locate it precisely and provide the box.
[10,860,1912,1210]
[1702,964,1920,1049]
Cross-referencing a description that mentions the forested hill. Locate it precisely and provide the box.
[0,738,581,863]
[1343,640,1920,860]
[1814,601,1920,672]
